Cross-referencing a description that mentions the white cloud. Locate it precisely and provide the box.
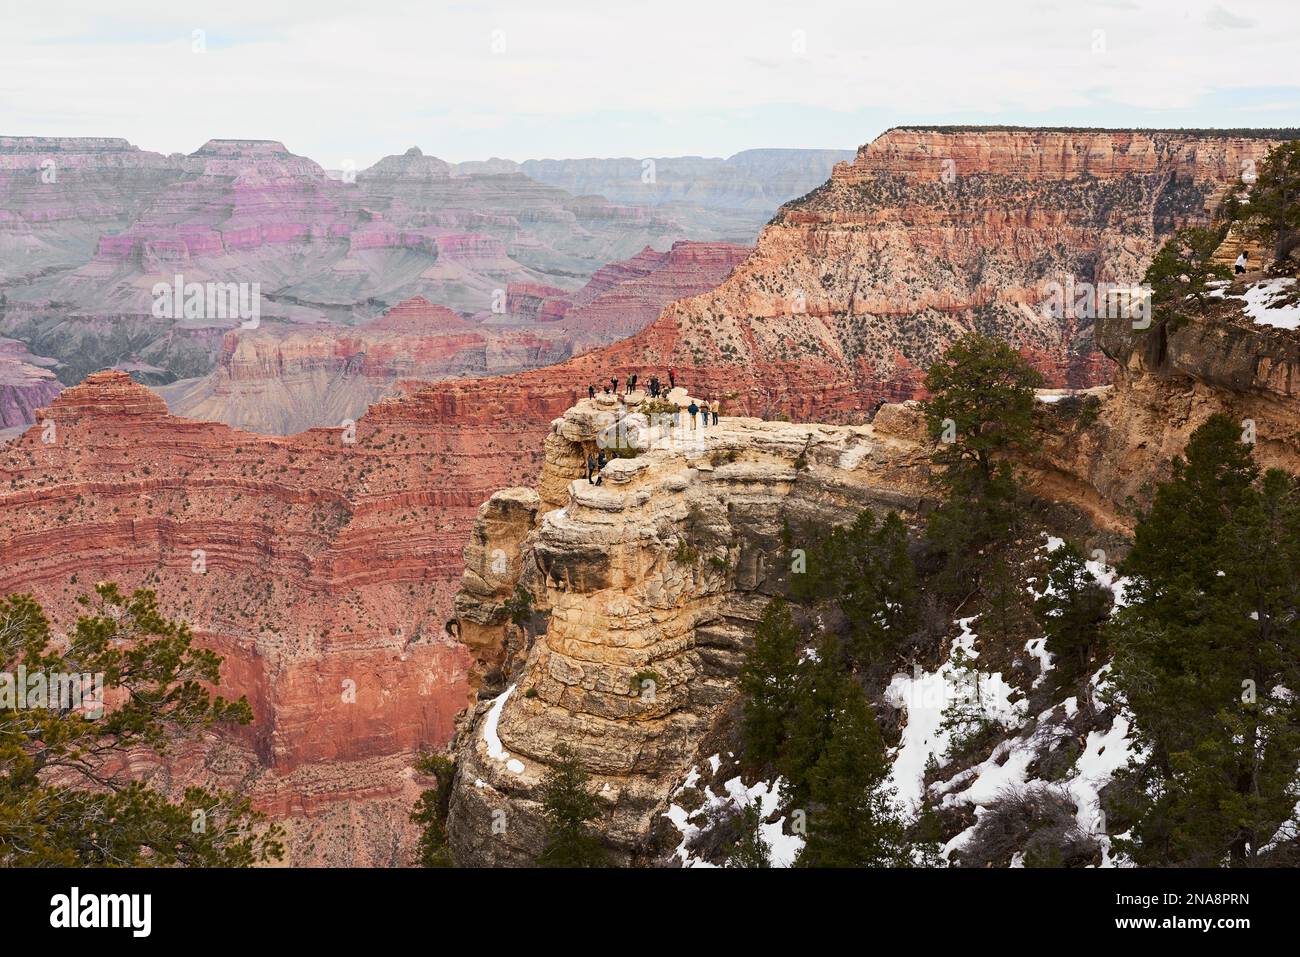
[2,0,1297,163]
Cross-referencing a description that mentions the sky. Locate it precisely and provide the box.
[2,0,1298,168]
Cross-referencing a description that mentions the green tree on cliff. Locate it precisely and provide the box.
[795,679,906,868]
[725,802,773,868]
[0,584,282,866]
[739,597,802,768]
[411,752,457,867]
[1033,542,1112,691]
[537,745,609,867]
[1240,140,1300,263]
[921,334,1042,590]
[1107,415,1300,866]
[790,510,918,669]
[1143,226,1231,326]
[780,631,852,805]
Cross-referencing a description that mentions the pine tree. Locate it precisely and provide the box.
[840,512,918,667]
[789,509,918,669]
[410,753,456,867]
[921,334,1042,591]
[1143,226,1231,325]
[0,584,282,866]
[795,679,906,868]
[780,631,851,805]
[739,597,801,767]
[536,745,609,867]
[911,796,948,867]
[1239,140,1300,263]
[725,803,772,868]
[1033,543,1112,690]
[982,556,1033,653]
[1109,414,1300,866]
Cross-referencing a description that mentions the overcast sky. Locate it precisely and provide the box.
[3,0,1297,167]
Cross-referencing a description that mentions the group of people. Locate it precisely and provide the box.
[580,366,723,485]
[586,367,678,401]
[684,398,720,429]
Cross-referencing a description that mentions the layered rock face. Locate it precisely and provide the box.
[1,138,755,399]
[515,149,855,240]
[1030,285,1300,530]
[631,128,1287,420]
[525,241,750,347]
[0,338,61,429]
[156,240,748,434]
[0,370,557,863]
[446,395,932,865]
[0,136,187,285]
[398,129,1287,428]
[157,297,575,434]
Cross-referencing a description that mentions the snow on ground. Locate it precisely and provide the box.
[1211,277,1300,329]
[884,617,1026,814]
[664,766,805,867]
[1241,278,1300,329]
[933,659,1142,865]
[1024,636,1054,688]
[884,536,1140,864]
[482,684,526,774]
[1029,534,1130,689]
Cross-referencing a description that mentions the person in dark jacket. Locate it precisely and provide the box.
[586,452,596,483]
[588,384,595,400]
[687,400,699,430]
[668,367,676,390]
[628,373,637,394]
[611,376,619,394]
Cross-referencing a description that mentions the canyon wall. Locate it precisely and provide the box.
[0,338,62,429]
[0,370,556,863]
[0,137,737,397]
[395,128,1286,428]
[1030,281,1300,530]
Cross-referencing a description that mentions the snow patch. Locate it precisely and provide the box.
[664,769,805,867]
[482,684,525,774]
[885,617,1025,814]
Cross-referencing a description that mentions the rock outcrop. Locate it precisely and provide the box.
[1030,277,1300,529]
[446,394,932,865]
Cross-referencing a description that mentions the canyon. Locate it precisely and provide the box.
[157,241,750,434]
[1,126,1294,864]
[0,137,834,419]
